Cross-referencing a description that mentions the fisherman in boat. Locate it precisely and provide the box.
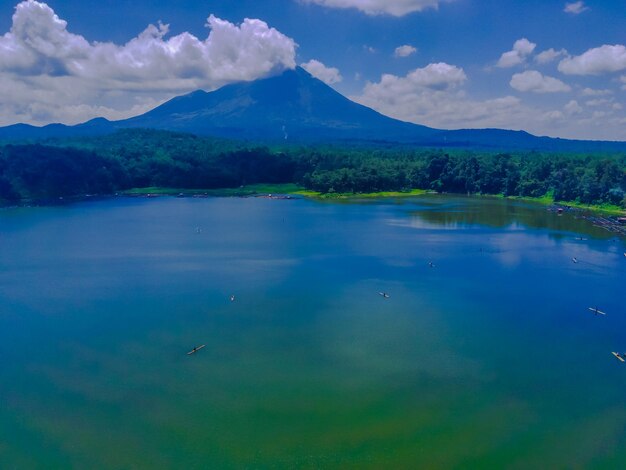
[588,306,606,316]
[187,344,206,355]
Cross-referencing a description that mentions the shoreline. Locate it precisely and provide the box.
[2,183,625,217]
[120,185,625,215]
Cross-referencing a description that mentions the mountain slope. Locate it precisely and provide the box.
[0,67,624,151]
[117,66,436,141]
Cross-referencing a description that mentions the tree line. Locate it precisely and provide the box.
[0,129,624,208]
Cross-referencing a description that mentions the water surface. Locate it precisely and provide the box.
[1,195,625,468]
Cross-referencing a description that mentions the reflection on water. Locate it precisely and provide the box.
[0,195,624,468]
[404,194,614,239]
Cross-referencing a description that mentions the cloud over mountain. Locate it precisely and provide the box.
[352,63,525,130]
[301,59,342,84]
[0,0,297,125]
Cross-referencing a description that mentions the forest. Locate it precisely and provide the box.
[0,129,624,208]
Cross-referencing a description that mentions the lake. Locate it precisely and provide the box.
[0,195,625,468]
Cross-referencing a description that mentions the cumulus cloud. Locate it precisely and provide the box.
[497,38,536,68]
[0,0,297,125]
[352,64,527,131]
[558,44,626,75]
[352,64,625,140]
[394,45,417,57]
[535,48,567,64]
[376,63,466,91]
[300,59,342,85]
[510,71,571,93]
[586,98,612,107]
[564,100,582,116]
[564,1,589,14]
[300,0,453,16]
[581,87,612,96]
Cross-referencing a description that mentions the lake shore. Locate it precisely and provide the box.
[2,183,624,219]
[119,184,626,216]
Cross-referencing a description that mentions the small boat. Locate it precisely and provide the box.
[187,344,206,355]
[378,292,390,299]
[588,307,606,316]
[230,294,235,302]
[572,257,578,263]
[611,352,625,363]
[428,261,435,268]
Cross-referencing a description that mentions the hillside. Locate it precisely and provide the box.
[1,68,625,152]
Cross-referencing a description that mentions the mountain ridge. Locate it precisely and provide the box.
[1,67,625,152]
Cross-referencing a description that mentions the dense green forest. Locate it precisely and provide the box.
[0,129,624,209]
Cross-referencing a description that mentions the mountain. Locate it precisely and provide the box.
[117,66,437,142]
[1,67,625,152]
[0,117,114,140]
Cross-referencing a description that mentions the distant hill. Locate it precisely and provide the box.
[1,67,625,152]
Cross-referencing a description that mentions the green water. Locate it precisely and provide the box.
[0,195,625,469]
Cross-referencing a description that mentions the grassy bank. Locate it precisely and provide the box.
[494,193,625,216]
[292,188,432,199]
[120,184,625,215]
[121,185,432,200]
[120,183,304,197]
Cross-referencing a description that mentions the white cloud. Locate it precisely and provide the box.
[300,59,342,85]
[558,44,626,75]
[497,38,536,68]
[392,62,467,89]
[535,48,567,64]
[300,0,453,16]
[581,87,612,96]
[0,0,297,126]
[543,110,565,121]
[585,98,612,107]
[564,100,582,115]
[394,44,417,58]
[352,64,528,131]
[352,65,625,140]
[510,70,571,93]
[564,1,589,14]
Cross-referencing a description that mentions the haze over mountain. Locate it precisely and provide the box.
[1,67,625,152]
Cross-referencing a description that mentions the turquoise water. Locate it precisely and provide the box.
[0,195,625,468]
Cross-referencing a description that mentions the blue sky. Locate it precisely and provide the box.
[0,0,624,140]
